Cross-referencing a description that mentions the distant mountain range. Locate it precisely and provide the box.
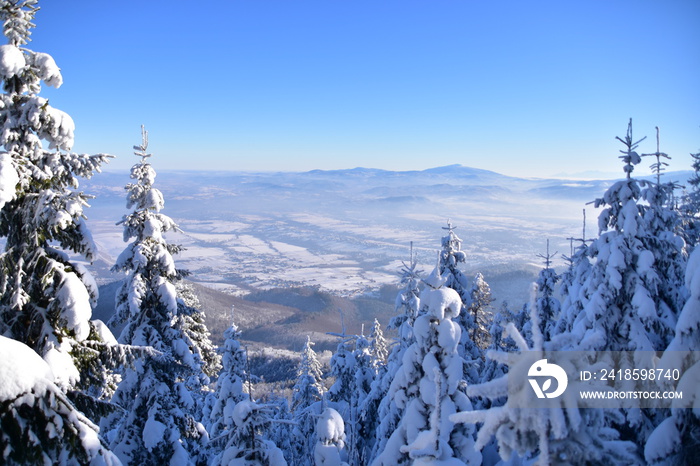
[81,164,694,349]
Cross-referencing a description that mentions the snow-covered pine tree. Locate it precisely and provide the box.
[105,127,207,465]
[533,240,561,342]
[645,246,700,465]
[372,265,481,465]
[212,400,288,466]
[327,339,356,408]
[369,318,388,370]
[680,143,700,250]
[438,221,481,384]
[364,244,422,462]
[176,281,221,385]
[451,293,638,465]
[207,310,250,445]
[478,301,521,403]
[0,335,119,465]
[567,120,678,353]
[639,127,688,331]
[0,0,119,402]
[314,407,349,466]
[291,336,326,466]
[467,272,494,349]
[555,120,685,454]
[555,210,593,337]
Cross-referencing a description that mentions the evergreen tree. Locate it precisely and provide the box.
[213,400,287,466]
[0,335,119,465]
[373,266,481,465]
[645,246,700,464]
[640,127,687,336]
[207,310,249,443]
[534,240,561,342]
[437,221,481,383]
[368,318,388,370]
[567,120,678,353]
[365,245,422,462]
[556,120,686,454]
[680,143,700,250]
[291,336,325,466]
[452,305,638,465]
[104,127,206,465]
[314,408,349,466]
[467,272,494,349]
[0,0,116,401]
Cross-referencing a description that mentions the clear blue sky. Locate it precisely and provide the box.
[29,1,700,178]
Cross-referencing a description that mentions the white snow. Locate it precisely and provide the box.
[0,44,25,79]
[0,336,54,401]
[55,271,93,341]
[32,51,63,88]
[0,152,18,209]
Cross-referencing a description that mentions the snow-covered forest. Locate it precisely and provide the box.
[0,1,699,465]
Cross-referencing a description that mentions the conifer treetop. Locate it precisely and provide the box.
[616,118,645,178]
[1,0,38,47]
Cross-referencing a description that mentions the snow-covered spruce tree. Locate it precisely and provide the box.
[566,120,679,353]
[176,281,221,386]
[639,127,687,332]
[314,407,349,466]
[555,211,593,336]
[212,400,287,466]
[207,311,249,446]
[0,0,121,406]
[451,294,638,465]
[645,246,700,465]
[0,335,120,465]
[364,245,422,461]
[467,272,494,350]
[478,301,521,403]
[438,221,481,384]
[327,339,356,408]
[105,127,206,465]
[680,143,700,250]
[373,265,481,466]
[556,120,685,453]
[369,318,388,370]
[291,336,326,466]
[533,240,561,342]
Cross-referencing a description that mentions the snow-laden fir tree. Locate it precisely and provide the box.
[314,407,349,466]
[555,211,593,336]
[0,335,120,465]
[554,120,686,454]
[533,240,561,342]
[369,318,388,370]
[364,245,422,461]
[176,281,221,387]
[451,287,638,465]
[437,221,481,384]
[565,120,679,352]
[212,400,287,466]
[467,272,494,350]
[645,246,700,465]
[0,0,119,404]
[207,310,250,446]
[640,128,688,325]
[104,127,207,465]
[680,143,700,250]
[372,265,481,466]
[291,336,326,466]
[327,339,356,408]
[478,301,521,405]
